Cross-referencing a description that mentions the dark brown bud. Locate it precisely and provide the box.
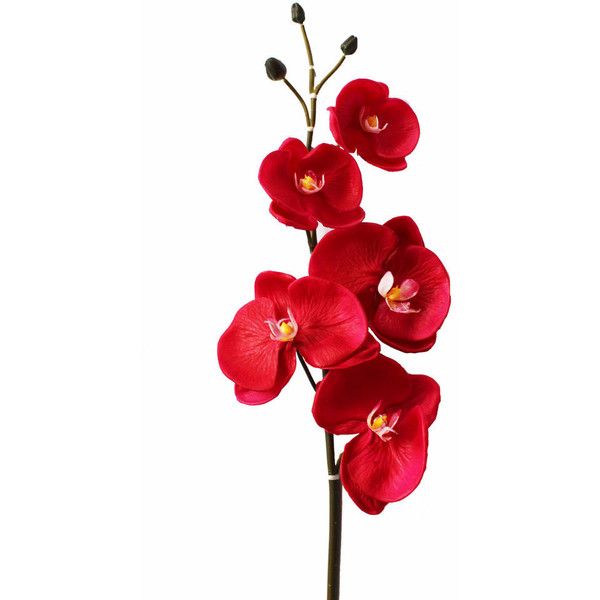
[341,35,358,56]
[265,57,287,81]
[291,3,305,24]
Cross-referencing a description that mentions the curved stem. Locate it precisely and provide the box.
[315,55,346,95]
[283,78,311,127]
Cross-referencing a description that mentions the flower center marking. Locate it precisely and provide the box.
[295,170,325,194]
[265,309,298,342]
[360,111,388,133]
[377,271,421,314]
[367,403,399,442]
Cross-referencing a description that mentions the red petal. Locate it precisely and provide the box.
[384,216,424,248]
[269,201,317,230]
[258,138,310,216]
[278,137,308,159]
[311,204,365,229]
[258,148,295,202]
[254,271,295,316]
[341,407,427,507]
[395,374,440,428]
[309,223,398,314]
[327,333,380,370]
[339,469,387,515]
[374,329,438,353]
[234,344,296,405]
[312,357,392,435]
[328,107,353,152]
[312,354,389,433]
[368,98,420,159]
[289,277,367,369]
[356,150,408,171]
[217,297,282,391]
[373,246,450,347]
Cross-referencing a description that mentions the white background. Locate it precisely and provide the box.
[1,0,599,598]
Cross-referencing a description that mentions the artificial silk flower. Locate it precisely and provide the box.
[258,138,365,230]
[217,271,378,405]
[312,354,440,515]
[328,79,419,172]
[309,217,450,352]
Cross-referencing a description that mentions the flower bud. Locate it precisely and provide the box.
[265,57,287,81]
[291,3,305,24]
[341,35,358,56]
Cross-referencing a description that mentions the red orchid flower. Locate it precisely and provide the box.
[309,217,450,352]
[217,271,379,405]
[258,138,365,230]
[328,79,420,172]
[312,354,440,515]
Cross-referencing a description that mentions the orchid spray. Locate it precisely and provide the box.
[218,5,450,598]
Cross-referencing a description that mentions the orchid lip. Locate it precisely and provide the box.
[295,170,325,194]
[360,108,388,133]
[367,403,399,442]
[265,309,298,342]
[377,271,421,314]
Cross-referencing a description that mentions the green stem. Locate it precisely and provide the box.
[300,24,315,92]
[283,78,311,127]
[299,23,316,150]
[315,55,346,95]
[307,95,316,151]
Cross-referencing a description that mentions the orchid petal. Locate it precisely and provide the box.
[377,271,394,297]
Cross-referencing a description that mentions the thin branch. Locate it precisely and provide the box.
[300,23,315,92]
[283,78,311,127]
[296,351,317,391]
[315,55,346,95]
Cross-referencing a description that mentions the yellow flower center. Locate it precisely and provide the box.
[278,321,295,337]
[361,111,388,134]
[265,310,298,342]
[386,286,405,302]
[299,174,318,191]
[378,272,421,314]
[366,114,379,128]
[369,414,387,431]
[295,170,325,194]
